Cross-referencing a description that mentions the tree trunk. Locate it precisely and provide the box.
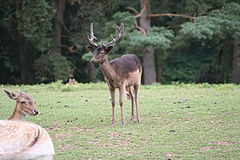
[53,0,65,55]
[233,37,240,84]
[87,62,97,82]
[140,0,156,85]
[143,46,156,84]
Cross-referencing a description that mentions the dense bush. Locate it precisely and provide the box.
[34,53,74,83]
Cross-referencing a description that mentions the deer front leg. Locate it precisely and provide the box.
[119,87,125,125]
[109,88,115,125]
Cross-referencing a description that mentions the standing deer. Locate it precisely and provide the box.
[0,90,55,160]
[86,23,142,125]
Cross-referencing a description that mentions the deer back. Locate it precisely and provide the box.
[110,54,142,78]
[0,120,54,160]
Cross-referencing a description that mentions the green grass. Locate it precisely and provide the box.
[0,82,239,159]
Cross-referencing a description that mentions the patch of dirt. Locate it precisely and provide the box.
[52,133,73,139]
[67,127,93,132]
[184,117,196,122]
[209,119,223,125]
[59,143,75,152]
[212,141,233,145]
[166,152,174,158]
[47,124,93,132]
[202,146,213,151]
[46,124,62,131]
[101,139,131,148]
[89,131,133,148]
[107,131,133,139]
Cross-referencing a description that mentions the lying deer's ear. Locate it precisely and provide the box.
[3,89,17,100]
[19,91,26,95]
[86,45,95,52]
[105,46,113,53]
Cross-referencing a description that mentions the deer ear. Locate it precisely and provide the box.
[86,45,95,52]
[105,46,113,53]
[3,89,17,100]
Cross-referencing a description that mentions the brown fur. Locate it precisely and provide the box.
[110,54,142,79]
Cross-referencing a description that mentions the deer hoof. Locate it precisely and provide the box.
[111,121,116,126]
[121,121,125,126]
[130,116,136,121]
[137,119,141,124]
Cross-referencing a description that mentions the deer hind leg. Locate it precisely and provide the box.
[110,88,116,125]
[134,84,140,123]
[119,87,125,125]
[128,86,136,121]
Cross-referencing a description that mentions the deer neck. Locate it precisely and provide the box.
[8,105,26,121]
[99,59,116,81]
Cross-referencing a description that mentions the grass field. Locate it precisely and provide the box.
[0,82,239,160]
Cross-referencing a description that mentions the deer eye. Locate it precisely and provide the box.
[20,101,27,104]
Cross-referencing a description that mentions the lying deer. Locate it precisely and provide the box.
[0,90,55,160]
[3,89,39,121]
[86,23,142,125]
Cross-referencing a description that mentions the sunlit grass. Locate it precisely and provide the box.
[0,82,239,159]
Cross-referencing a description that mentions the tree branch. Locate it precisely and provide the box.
[134,21,146,35]
[126,7,138,14]
[135,4,147,18]
[61,44,77,53]
[148,13,196,19]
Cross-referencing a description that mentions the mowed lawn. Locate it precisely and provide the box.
[0,82,239,160]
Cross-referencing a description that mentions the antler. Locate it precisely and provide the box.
[88,23,98,47]
[104,23,124,48]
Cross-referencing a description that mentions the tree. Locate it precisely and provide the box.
[0,0,52,84]
[180,2,240,83]
[233,37,240,84]
[139,0,156,85]
[53,0,65,54]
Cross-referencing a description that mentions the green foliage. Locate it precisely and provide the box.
[103,12,135,38]
[164,47,214,83]
[1,0,240,84]
[33,53,74,83]
[175,2,240,83]
[16,0,53,51]
[101,12,136,55]
[196,63,223,83]
[180,2,240,42]
[128,27,174,50]
[82,53,92,61]
[184,0,229,16]
[102,12,174,59]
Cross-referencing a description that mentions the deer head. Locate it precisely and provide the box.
[86,23,124,63]
[4,89,39,120]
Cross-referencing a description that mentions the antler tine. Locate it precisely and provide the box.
[117,23,124,32]
[88,23,98,47]
[104,23,125,48]
[101,39,105,46]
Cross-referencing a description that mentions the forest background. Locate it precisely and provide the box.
[0,0,240,85]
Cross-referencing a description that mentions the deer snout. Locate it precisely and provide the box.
[90,57,96,63]
[33,110,40,115]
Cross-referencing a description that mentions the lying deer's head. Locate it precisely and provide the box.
[86,23,124,63]
[4,89,39,116]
